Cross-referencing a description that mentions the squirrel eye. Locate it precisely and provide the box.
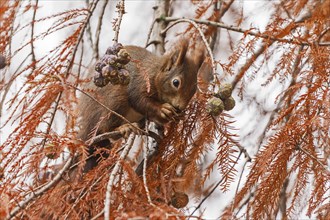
[172,79,180,88]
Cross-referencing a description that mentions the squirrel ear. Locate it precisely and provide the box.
[162,40,189,71]
[198,58,214,87]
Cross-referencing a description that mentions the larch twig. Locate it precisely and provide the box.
[145,19,157,48]
[30,0,38,72]
[190,151,243,217]
[112,0,125,43]
[230,158,250,218]
[40,0,100,150]
[94,0,109,59]
[104,135,135,220]
[162,17,330,47]
[6,156,74,220]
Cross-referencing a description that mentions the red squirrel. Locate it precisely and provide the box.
[77,39,206,171]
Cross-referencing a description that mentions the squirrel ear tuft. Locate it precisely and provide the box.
[172,39,189,67]
[162,39,189,71]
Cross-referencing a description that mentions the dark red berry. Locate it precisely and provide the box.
[95,61,106,73]
[118,68,130,85]
[102,54,118,66]
[102,65,118,78]
[93,71,109,87]
[105,43,123,55]
[117,49,131,65]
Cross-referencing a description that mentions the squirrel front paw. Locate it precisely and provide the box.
[115,122,141,138]
[151,103,178,125]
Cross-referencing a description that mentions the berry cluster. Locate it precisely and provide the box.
[206,83,236,116]
[94,43,131,87]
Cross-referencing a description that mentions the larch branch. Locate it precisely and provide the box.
[64,170,109,220]
[113,0,125,43]
[40,0,100,150]
[190,151,243,216]
[232,40,275,89]
[6,156,73,219]
[142,128,153,204]
[162,17,330,47]
[257,45,305,150]
[94,0,109,59]
[298,145,330,176]
[145,19,157,48]
[30,0,38,72]
[104,135,135,220]
[231,158,250,218]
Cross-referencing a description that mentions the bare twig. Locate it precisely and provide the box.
[318,27,330,43]
[0,55,30,120]
[235,191,255,217]
[30,0,38,72]
[104,135,135,220]
[232,40,275,89]
[298,145,330,176]
[227,136,251,162]
[209,0,235,50]
[88,131,122,144]
[91,210,103,220]
[230,158,249,218]
[84,0,95,59]
[40,92,63,148]
[8,2,22,62]
[76,40,84,87]
[40,0,100,150]
[64,170,109,220]
[219,0,235,18]
[145,19,157,48]
[87,128,161,147]
[256,45,305,150]
[94,0,109,59]
[278,178,289,219]
[162,17,330,47]
[6,156,74,219]
[190,151,243,216]
[112,0,125,43]
[142,122,153,204]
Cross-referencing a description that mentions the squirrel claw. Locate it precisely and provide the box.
[115,122,141,138]
[159,103,177,122]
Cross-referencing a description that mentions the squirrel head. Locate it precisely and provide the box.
[155,39,207,111]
